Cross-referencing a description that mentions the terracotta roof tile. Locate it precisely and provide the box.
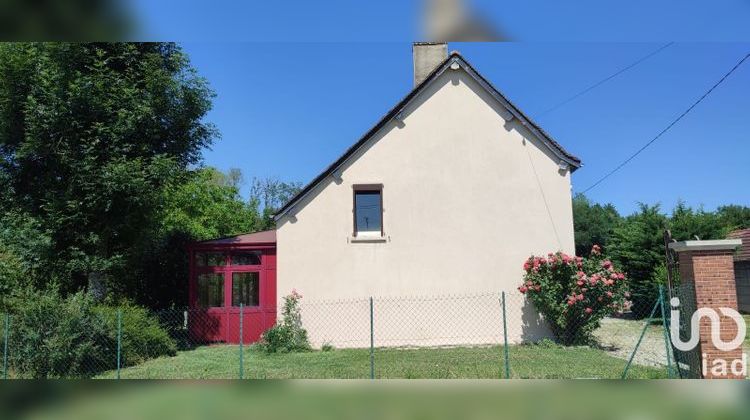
[727,229,750,261]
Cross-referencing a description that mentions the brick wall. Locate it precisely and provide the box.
[678,250,745,379]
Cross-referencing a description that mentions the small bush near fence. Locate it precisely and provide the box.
[96,303,177,366]
[6,291,176,378]
[260,290,311,353]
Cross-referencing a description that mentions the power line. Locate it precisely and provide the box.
[539,42,674,117]
[581,52,750,194]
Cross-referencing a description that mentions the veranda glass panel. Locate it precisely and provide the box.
[231,251,261,266]
[197,273,224,307]
[232,272,260,307]
[196,252,226,267]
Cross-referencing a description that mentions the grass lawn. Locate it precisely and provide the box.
[97,344,667,379]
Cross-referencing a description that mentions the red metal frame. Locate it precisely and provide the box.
[187,238,276,345]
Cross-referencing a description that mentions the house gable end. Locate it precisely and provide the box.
[275,52,580,221]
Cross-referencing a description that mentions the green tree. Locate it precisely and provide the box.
[572,193,621,257]
[608,203,667,316]
[250,177,303,230]
[0,43,216,297]
[160,167,260,240]
[133,167,261,307]
[668,200,725,241]
[716,205,750,232]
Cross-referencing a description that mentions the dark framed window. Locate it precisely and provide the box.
[197,273,224,308]
[353,184,383,236]
[232,272,260,307]
[231,251,261,266]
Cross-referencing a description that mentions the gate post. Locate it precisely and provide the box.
[3,314,8,380]
[239,303,244,380]
[369,297,374,380]
[116,309,122,380]
[669,239,745,379]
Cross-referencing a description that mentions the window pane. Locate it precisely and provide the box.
[197,273,224,308]
[231,251,261,266]
[232,272,259,307]
[355,190,382,234]
[196,252,226,267]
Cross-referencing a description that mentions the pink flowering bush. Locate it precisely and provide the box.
[260,289,311,353]
[518,245,631,345]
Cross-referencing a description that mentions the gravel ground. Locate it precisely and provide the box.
[593,318,670,368]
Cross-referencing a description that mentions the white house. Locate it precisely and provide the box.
[273,43,581,346]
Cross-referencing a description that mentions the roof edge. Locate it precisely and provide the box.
[274,51,581,221]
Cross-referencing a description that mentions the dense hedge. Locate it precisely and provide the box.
[6,292,115,378]
[5,292,176,378]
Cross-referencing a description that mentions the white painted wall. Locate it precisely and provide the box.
[276,67,575,346]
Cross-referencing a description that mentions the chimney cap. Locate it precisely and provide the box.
[413,41,447,46]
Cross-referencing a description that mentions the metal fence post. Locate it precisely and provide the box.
[3,314,9,380]
[501,292,510,379]
[621,297,661,379]
[116,309,122,380]
[239,303,244,380]
[658,286,674,378]
[369,297,374,380]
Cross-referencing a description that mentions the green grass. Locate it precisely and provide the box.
[97,344,667,379]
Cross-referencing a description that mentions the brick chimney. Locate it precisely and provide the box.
[413,42,448,86]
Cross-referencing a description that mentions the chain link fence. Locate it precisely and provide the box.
[0,288,689,379]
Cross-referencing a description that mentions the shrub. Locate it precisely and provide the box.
[96,303,177,366]
[518,246,631,345]
[260,290,311,353]
[6,290,177,378]
[7,291,116,378]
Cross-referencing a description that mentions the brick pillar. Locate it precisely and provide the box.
[670,240,745,379]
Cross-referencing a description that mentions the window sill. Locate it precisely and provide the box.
[350,235,387,243]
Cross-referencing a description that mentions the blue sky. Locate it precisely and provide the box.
[181,42,749,216]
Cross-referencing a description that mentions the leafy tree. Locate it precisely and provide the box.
[572,194,621,257]
[0,43,216,297]
[250,177,302,230]
[134,167,262,307]
[0,211,55,311]
[668,200,725,241]
[716,205,750,232]
[160,167,260,240]
[607,203,667,316]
